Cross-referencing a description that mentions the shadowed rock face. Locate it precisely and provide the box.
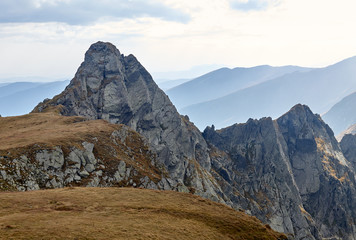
[204,104,356,240]
[341,134,356,173]
[34,41,222,200]
[204,116,319,239]
[277,105,356,239]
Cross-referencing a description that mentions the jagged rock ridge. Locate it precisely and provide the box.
[34,41,223,201]
[204,104,356,239]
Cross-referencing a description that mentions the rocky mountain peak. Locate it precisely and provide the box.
[203,103,356,239]
[277,103,338,151]
[278,104,319,124]
[35,41,160,123]
[80,41,124,86]
[85,41,121,60]
[33,42,222,201]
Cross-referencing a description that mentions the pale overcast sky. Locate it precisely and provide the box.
[0,0,355,80]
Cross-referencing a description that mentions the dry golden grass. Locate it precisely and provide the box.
[0,110,286,239]
[0,112,119,150]
[0,111,163,186]
[0,187,286,240]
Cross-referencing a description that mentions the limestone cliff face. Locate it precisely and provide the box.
[204,105,356,240]
[34,41,222,200]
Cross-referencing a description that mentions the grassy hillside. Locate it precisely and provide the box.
[0,187,286,239]
[0,108,286,239]
[0,110,162,191]
[0,109,118,150]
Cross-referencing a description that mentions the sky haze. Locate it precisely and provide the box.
[0,0,355,80]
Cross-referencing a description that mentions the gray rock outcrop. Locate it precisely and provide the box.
[340,134,356,174]
[34,41,224,201]
[204,104,356,239]
[277,105,356,239]
[0,127,161,191]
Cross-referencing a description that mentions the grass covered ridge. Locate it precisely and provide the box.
[0,187,287,239]
[0,111,163,190]
[0,111,118,150]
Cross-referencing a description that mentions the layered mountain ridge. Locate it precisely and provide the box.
[1,41,355,239]
[323,91,356,136]
[167,65,312,109]
[0,80,69,117]
[174,56,356,130]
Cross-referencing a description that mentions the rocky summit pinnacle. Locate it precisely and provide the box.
[34,41,222,200]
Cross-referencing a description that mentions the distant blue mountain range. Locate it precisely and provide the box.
[323,91,356,136]
[165,56,356,131]
[3,56,356,136]
[156,78,190,91]
[0,80,69,116]
[167,65,313,109]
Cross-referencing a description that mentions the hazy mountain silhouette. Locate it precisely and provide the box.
[0,80,69,116]
[166,65,312,109]
[157,78,190,91]
[323,91,356,136]
[180,56,356,130]
[0,82,43,98]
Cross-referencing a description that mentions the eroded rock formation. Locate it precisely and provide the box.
[204,104,356,239]
[33,41,224,201]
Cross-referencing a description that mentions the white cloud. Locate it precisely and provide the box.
[0,0,356,79]
[230,0,281,11]
[0,0,189,25]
